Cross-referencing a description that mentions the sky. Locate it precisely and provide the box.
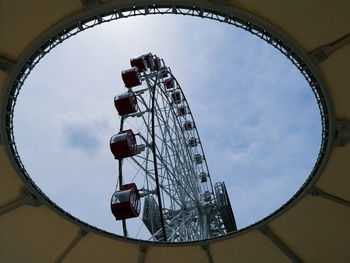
[13,15,321,240]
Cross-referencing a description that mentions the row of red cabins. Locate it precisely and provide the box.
[110,53,197,221]
[110,53,159,221]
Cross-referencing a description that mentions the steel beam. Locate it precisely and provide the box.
[260,227,302,263]
[0,199,25,216]
[138,246,147,263]
[310,33,350,63]
[0,188,41,216]
[0,56,14,73]
[201,245,214,263]
[310,187,350,208]
[55,229,88,263]
[334,120,350,146]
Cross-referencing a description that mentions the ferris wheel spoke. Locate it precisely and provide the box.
[151,96,199,196]
[137,128,196,202]
[139,115,197,203]
[129,156,183,207]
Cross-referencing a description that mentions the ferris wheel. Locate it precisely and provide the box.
[109,53,236,242]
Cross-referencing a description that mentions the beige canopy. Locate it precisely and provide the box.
[0,1,349,262]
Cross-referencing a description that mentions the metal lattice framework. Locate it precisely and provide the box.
[2,3,331,243]
[115,57,234,242]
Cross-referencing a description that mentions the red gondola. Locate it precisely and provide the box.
[171,91,182,103]
[161,70,168,78]
[164,78,174,89]
[177,106,187,116]
[183,121,194,131]
[121,67,142,88]
[144,53,155,70]
[111,183,140,220]
[200,172,207,183]
[153,57,162,71]
[110,129,137,159]
[188,137,198,147]
[130,55,148,72]
[194,154,203,164]
[114,91,138,116]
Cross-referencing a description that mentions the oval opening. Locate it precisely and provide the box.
[13,14,322,242]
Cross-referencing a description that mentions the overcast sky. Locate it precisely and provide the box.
[14,15,321,240]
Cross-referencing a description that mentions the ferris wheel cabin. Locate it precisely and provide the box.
[121,67,142,88]
[164,77,175,89]
[110,129,137,159]
[114,91,138,116]
[130,55,148,72]
[177,106,188,116]
[194,154,203,164]
[200,172,208,183]
[144,53,155,70]
[153,57,162,71]
[183,121,194,131]
[161,70,168,78]
[171,91,182,103]
[111,183,141,220]
[188,137,198,147]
